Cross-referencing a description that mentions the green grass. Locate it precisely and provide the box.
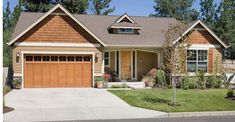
[109,88,235,112]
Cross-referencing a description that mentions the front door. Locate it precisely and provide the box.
[121,51,131,80]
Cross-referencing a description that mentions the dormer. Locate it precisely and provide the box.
[108,13,142,34]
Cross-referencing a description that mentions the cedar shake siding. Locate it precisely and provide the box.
[17,15,98,44]
[12,46,103,75]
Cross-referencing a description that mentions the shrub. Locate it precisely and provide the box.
[196,70,206,89]
[111,83,128,88]
[107,71,121,82]
[95,76,104,82]
[227,89,234,97]
[213,76,222,88]
[205,76,213,88]
[12,79,22,89]
[181,75,197,90]
[142,68,157,87]
[103,73,111,82]
[156,70,165,86]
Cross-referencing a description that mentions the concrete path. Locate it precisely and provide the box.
[3,88,166,122]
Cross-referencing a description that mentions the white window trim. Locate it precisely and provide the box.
[104,52,110,67]
[117,28,134,34]
[187,49,208,72]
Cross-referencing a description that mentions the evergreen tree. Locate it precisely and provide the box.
[200,0,217,29]
[22,0,54,12]
[215,0,235,59]
[151,0,198,23]
[89,0,115,15]
[60,0,89,14]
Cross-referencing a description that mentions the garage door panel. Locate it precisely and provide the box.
[42,63,50,87]
[59,63,67,87]
[67,63,75,87]
[24,63,34,88]
[24,55,92,88]
[75,64,83,87]
[50,63,59,87]
[33,63,42,88]
[83,63,91,87]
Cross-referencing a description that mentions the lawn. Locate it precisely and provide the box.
[109,88,235,112]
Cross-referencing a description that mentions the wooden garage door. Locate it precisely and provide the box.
[24,55,92,88]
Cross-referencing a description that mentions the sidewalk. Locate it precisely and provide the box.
[166,111,235,118]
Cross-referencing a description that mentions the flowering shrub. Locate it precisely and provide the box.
[103,73,111,82]
[142,68,158,87]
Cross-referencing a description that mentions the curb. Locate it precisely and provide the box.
[166,111,235,118]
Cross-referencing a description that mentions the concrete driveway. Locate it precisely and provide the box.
[4,88,166,121]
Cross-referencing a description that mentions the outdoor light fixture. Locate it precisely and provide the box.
[95,53,99,58]
[16,52,20,63]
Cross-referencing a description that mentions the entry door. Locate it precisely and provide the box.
[121,51,131,80]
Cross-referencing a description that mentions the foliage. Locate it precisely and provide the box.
[106,71,121,82]
[60,0,89,14]
[212,76,222,88]
[181,75,197,90]
[110,89,235,112]
[205,76,213,88]
[142,68,157,87]
[151,0,199,23]
[223,73,235,89]
[89,0,115,15]
[94,76,104,82]
[227,89,234,98]
[196,70,206,89]
[110,83,128,88]
[3,85,11,96]
[103,73,111,82]
[199,0,218,29]
[156,69,166,86]
[12,79,22,89]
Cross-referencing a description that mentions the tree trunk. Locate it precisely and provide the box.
[172,74,176,105]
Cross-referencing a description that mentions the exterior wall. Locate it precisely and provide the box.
[188,30,220,45]
[105,51,115,72]
[187,29,222,74]
[17,15,97,43]
[137,51,158,80]
[12,46,103,77]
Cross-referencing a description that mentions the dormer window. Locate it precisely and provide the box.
[108,13,142,35]
[117,28,134,34]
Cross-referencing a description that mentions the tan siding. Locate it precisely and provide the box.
[137,51,158,80]
[212,48,222,73]
[17,15,98,43]
[105,51,115,72]
[12,46,103,75]
[188,30,220,45]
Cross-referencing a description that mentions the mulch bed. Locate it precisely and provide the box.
[3,106,14,114]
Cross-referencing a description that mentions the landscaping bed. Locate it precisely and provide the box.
[109,88,235,112]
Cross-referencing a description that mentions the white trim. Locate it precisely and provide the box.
[106,45,162,48]
[173,20,228,48]
[116,13,135,23]
[14,42,101,47]
[104,52,110,67]
[189,44,221,49]
[157,53,161,68]
[110,26,142,29]
[8,4,106,47]
[14,73,22,77]
[21,51,96,88]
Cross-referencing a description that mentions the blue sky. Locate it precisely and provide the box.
[3,0,221,16]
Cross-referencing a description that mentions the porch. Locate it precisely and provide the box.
[103,49,162,82]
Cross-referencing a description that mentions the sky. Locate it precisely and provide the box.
[3,0,222,16]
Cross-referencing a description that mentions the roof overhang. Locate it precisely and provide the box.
[115,13,135,23]
[108,26,142,29]
[8,4,106,47]
[173,20,229,48]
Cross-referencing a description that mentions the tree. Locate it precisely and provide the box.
[151,0,199,23]
[89,0,115,15]
[22,0,89,14]
[214,0,235,59]
[162,23,190,105]
[60,0,89,14]
[200,0,217,29]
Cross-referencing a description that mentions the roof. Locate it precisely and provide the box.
[11,13,177,47]
[10,4,227,48]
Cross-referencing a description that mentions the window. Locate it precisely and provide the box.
[51,56,58,61]
[117,28,134,34]
[34,56,41,61]
[59,56,66,61]
[26,56,33,61]
[104,52,110,67]
[84,56,91,62]
[187,50,208,72]
[132,51,136,79]
[67,56,75,61]
[76,56,83,61]
[43,56,50,61]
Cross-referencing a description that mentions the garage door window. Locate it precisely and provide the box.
[43,56,50,61]
[26,56,33,61]
[34,56,41,61]
[51,56,58,61]
[84,56,91,62]
[76,56,83,61]
[59,56,66,61]
[67,56,75,61]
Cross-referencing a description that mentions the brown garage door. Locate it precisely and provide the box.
[24,55,92,88]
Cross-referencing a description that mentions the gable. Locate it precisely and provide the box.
[17,15,98,44]
[9,4,105,46]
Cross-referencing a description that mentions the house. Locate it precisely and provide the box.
[8,4,228,88]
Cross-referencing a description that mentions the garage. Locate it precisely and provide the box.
[24,54,92,88]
